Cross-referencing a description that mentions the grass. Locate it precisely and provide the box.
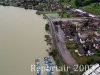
[60,1,70,7]
[70,0,77,7]
[62,12,73,18]
[65,39,76,50]
[71,51,100,65]
[69,0,100,14]
[40,10,73,18]
[51,47,68,75]
[81,3,100,14]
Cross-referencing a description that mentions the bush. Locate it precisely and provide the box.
[45,24,50,31]
[52,47,57,56]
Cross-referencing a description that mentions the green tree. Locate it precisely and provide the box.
[70,24,76,36]
[45,24,50,31]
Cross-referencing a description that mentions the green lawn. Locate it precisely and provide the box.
[81,3,100,14]
[70,0,77,7]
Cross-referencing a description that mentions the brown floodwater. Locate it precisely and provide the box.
[0,6,53,75]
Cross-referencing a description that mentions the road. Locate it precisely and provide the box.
[57,25,77,66]
[47,16,78,67]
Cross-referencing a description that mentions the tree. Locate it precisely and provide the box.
[51,47,57,56]
[45,24,50,31]
[70,24,76,36]
[83,20,89,27]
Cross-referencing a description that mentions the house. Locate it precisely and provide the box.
[94,31,100,36]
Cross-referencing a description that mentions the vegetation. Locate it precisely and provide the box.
[45,24,50,31]
[81,3,100,14]
[69,0,100,14]
[51,47,57,56]
[36,11,41,15]
[40,10,73,18]
[60,12,73,18]
[60,69,68,75]
[59,0,69,6]
[83,20,89,27]
[32,1,39,6]
[65,39,76,50]
[69,24,76,36]
[70,0,77,7]
[72,51,100,65]
[51,47,68,75]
